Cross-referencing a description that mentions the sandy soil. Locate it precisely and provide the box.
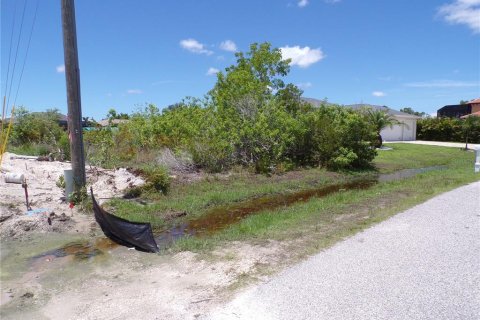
[0,153,290,319]
[1,235,287,320]
[0,152,144,240]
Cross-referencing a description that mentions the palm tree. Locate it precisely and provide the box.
[364,108,400,148]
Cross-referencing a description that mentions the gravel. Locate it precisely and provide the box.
[206,181,480,320]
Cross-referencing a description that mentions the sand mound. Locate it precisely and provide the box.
[0,152,144,239]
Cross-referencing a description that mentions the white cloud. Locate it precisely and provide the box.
[126,89,143,94]
[297,82,313,89]
[206,67,220,76]
[280,46,325,68]
[179,38,213,55]
[438,0,480,33]
[372,91,386,97]
[220,40,237,52]
[56,64,65,73]
[298,0,309,7]
[405,80,479,88]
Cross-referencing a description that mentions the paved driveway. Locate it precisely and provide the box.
[206,182,480,320]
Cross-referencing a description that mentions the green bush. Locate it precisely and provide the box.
[6,42,379,174]
[94,42,378,173]
[83,128,118,167]
[143,166,171,195]
[417,117,480,144]
[8,107,70,159]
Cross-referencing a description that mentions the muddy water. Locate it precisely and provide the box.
[154,179,375,247]
[31,237,117,262]
[154,166,446,248]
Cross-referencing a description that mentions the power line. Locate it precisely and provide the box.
[13,1,40,107]
[3,1,18,109]
[6,0,28,113]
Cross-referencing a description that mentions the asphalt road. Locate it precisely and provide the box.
[206,181,480,320]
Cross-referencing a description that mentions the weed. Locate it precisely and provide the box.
[56,175,65,189]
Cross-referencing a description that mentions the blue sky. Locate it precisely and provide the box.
[1,0,479,120]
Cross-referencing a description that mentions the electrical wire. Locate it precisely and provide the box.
[6,0,28,114]
[13,0,39,108]
[2,1,17,101]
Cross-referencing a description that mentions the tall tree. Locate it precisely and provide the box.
[210,42,291,117]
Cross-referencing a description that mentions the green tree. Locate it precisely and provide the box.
[106,108,129,121]
[9,107,69,157]
[462,116,480,149]
[400,107,426,118]
[210,42,291,115]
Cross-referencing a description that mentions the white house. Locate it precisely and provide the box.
[345,104,421,141]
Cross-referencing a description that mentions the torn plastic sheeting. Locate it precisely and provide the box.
[26,208,51,216]
[91,188,159,253]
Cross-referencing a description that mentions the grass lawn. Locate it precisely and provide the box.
[107,143,479,254]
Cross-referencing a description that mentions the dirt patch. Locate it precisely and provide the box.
[0,237,288,320]
[0,152,145,240]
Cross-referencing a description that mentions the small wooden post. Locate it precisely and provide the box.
[61,0,86,191]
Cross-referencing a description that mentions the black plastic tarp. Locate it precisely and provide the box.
[91,188,159,253]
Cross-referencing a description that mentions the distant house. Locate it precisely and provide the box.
[345,104,420,141]
[437,98,480,118]
[2,112,90,129]
[97,119,129,127]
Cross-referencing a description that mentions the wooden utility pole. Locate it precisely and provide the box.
[61,0,86,191]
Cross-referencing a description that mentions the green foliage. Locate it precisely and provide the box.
[68,187,91,212]
[210,42,290,113]
[82,42,379,172]
[123,186,143,199]
[400,107,426,117]
[362,108,400,147]
[56,175,66,189]
[9,107,70,159]
[106,108,130,120]
[83,128,118,167]
[58,134,71,161]
[417,117,480,143]
[75,43,373,173]
[143,166,171,195]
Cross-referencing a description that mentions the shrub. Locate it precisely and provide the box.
[417,117,480,143]
[143,166,171,195]
[83,128,118,167]
[8,107,70,159]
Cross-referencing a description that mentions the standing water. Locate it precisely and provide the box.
[154,166,446,248]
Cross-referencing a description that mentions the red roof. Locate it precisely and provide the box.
[468,98,480,104]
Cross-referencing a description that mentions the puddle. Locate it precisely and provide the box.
[154,166,447,248]
[377,166,446,182]
[31,237,117,263]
